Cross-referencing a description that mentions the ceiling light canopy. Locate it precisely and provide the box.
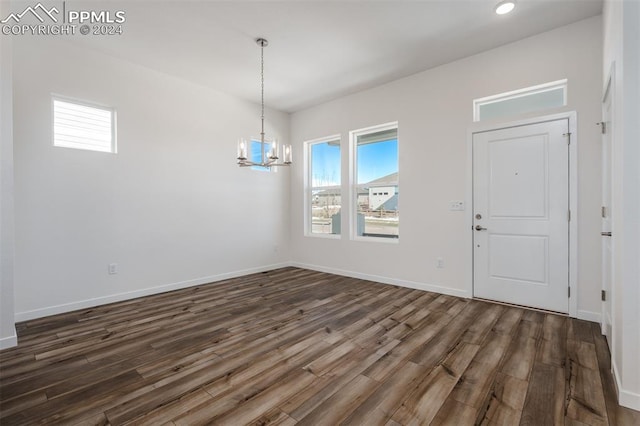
[495,1,515,15]
[237,38,292,168]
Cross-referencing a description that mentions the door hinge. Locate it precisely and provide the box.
[602,206,607,218]
[597,122,607,134]
[601,290,606,301]
[563,132,572,145]
[568,287,571,298]
[568,210,571,222]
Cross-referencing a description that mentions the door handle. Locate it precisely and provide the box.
[601,231,612,237]
[475,225,487,231]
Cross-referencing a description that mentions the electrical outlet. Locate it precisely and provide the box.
[449,201,464,211]
[436,257,444,269]
[108,263,118,274]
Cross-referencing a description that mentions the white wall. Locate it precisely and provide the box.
[290,17,603,319]
[0,0,17,349]
[12,37,291,320]
[603,0,640,411]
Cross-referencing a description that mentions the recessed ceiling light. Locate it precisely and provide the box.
[495,1,515,15]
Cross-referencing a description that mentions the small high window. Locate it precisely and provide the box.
[53,96,116,153]
[473,79,567,122]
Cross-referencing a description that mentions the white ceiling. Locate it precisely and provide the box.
[70,0,603,112]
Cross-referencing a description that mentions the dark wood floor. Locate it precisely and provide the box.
[1,268,638,425]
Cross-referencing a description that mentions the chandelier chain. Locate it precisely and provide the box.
[260,41,265,143]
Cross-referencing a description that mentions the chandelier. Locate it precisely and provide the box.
[237,38,292,168]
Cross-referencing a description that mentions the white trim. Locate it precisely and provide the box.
[613,359,640,411]
[14,262,289,322]
[304,134,342,238]
[473,79,568,122]
[602,62,615,103]
[306,233,341,240]
[601,62,615,342]
[349,121,399,242]
[0,329,17,350]
[351,235,399,244]
[466,111,578,318]
[290,261,469,299]
[577,310,601,323]
[14,262,470,324]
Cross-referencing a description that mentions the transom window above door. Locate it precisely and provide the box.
[473,80,567,122]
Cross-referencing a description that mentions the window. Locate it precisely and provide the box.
[473,79,567,122]
[351,123,399,240]
[249,139,272,172]
[53,96,116,153]
[306,136,341,236]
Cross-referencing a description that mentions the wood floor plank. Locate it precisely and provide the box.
[361,310,451,382]
[536,314,567,368]
[196,369,318,425]
[0,267,634,425]
[520,362,565,426]
[477,373,528,425]
[431,399,478,426]
[446,319,515,412]
[391,342,480,425]
[340,361,426,426]
[409,301,484,368]
[565,365,608,426]
[499,321,539,381]
[250,409,297,426]
[295,374,379,426]
[460,302,504,345]
[283,338,400,421]
[125,389,214,426]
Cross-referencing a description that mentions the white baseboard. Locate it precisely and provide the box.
[0,329,17,350]
[613,359,640,411]
[15,262,290,322]
[577,309,601,323]
[290,261,470,299]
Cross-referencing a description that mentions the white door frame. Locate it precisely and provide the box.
[466,112,578,318]
[601,63,615,337]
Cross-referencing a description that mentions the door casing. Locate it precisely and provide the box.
[466,112,578,318]
[601,64,615,338]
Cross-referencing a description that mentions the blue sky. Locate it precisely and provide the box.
[356,140,398,183]
[311,139,398,186]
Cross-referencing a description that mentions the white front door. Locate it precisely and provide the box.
[473,119,570,313]
[601,79,613,339]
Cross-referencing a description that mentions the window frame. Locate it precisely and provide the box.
[304,135,342,238]
[473,79,567,122]
[349,121,399,243]
[51,94,117,154]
